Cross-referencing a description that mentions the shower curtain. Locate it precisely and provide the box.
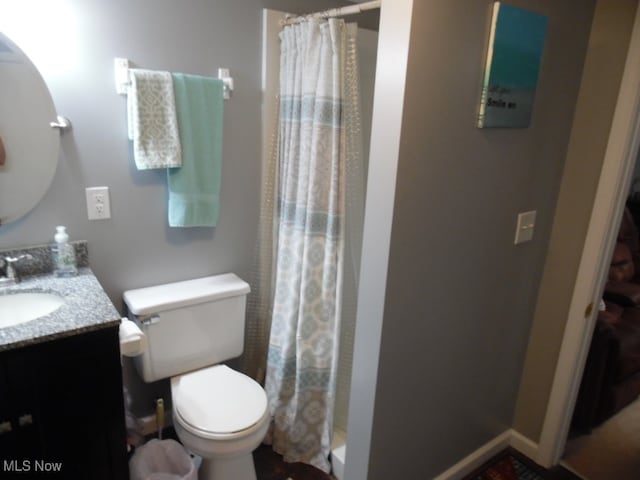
[263,18,362,472]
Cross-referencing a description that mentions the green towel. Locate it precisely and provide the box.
[168,74,224,227]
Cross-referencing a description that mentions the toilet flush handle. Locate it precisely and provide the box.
[140,315,160,326]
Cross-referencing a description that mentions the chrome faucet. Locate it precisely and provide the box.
[0,254,33,285]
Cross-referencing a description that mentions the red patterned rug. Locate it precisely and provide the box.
[465,449,548,480]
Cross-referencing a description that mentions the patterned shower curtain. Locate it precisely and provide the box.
[264,18,359,472]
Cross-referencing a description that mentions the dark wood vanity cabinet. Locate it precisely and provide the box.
[0,326,129,479]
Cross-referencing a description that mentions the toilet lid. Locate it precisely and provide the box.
[172,365,268,434]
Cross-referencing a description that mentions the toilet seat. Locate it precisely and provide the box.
[171,365,268,440]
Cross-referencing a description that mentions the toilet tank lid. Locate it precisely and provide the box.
[123,273,250,316]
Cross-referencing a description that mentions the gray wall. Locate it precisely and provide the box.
[0,0,357,415]
[361,1,595,477]
[0,0,608,475]
[0,0,359,304]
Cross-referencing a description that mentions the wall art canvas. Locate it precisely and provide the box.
[477,2,548,128]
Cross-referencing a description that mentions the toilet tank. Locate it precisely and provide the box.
[123,273,251,382]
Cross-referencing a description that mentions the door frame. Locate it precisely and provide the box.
[536,3,640,467]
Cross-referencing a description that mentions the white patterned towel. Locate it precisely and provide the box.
[127,68,182,169]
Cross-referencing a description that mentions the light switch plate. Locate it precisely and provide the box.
[514,210,536,245]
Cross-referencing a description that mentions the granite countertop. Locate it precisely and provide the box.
[0,267,121,352]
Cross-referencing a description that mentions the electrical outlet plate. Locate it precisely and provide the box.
[86,186,111,220]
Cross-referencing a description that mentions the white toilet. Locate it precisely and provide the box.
[123,273,269,480]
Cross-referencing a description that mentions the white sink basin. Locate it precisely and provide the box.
[0,292,64,328]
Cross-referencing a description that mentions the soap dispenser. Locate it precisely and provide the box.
[53,225,77,277]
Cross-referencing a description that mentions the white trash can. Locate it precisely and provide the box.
[129,439,197,480]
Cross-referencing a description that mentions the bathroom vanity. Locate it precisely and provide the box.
[0,257,128,479]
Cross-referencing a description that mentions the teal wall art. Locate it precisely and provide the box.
[478,2,548,128]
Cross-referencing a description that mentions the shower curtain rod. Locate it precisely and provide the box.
[281,0,381,26]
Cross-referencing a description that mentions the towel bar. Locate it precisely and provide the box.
[114,58,234,99]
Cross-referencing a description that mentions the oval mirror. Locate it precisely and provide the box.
[0,32,60,226]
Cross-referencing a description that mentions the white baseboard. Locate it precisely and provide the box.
[509,429,539,463]
[433,430,512,480]
[433,429,540,480]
